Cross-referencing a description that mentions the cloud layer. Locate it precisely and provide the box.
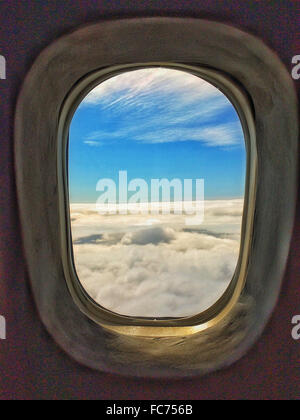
[70,199,243,318]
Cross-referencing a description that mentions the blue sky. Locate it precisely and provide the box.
[69,67,246,203]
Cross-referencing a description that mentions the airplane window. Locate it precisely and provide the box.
[68,67,246,318]
[16,17,297,375]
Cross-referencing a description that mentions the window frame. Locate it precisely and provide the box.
[14,18,298,377]
[59,62,257,336]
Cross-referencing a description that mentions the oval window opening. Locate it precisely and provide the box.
[68,67,246,319]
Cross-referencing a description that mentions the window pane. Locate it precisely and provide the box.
[68,67,246,318]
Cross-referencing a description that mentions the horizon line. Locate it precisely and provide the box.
[70,197,244,205]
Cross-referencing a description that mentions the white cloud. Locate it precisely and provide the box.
[121,226,175,246]
[70,199,243,317]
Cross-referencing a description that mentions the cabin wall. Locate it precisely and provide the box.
[0,0,299,399]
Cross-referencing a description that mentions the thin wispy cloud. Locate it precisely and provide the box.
[83,140,102,147]
[132,123,242,146]
[80,68,244,149]
[82,68,221,107]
